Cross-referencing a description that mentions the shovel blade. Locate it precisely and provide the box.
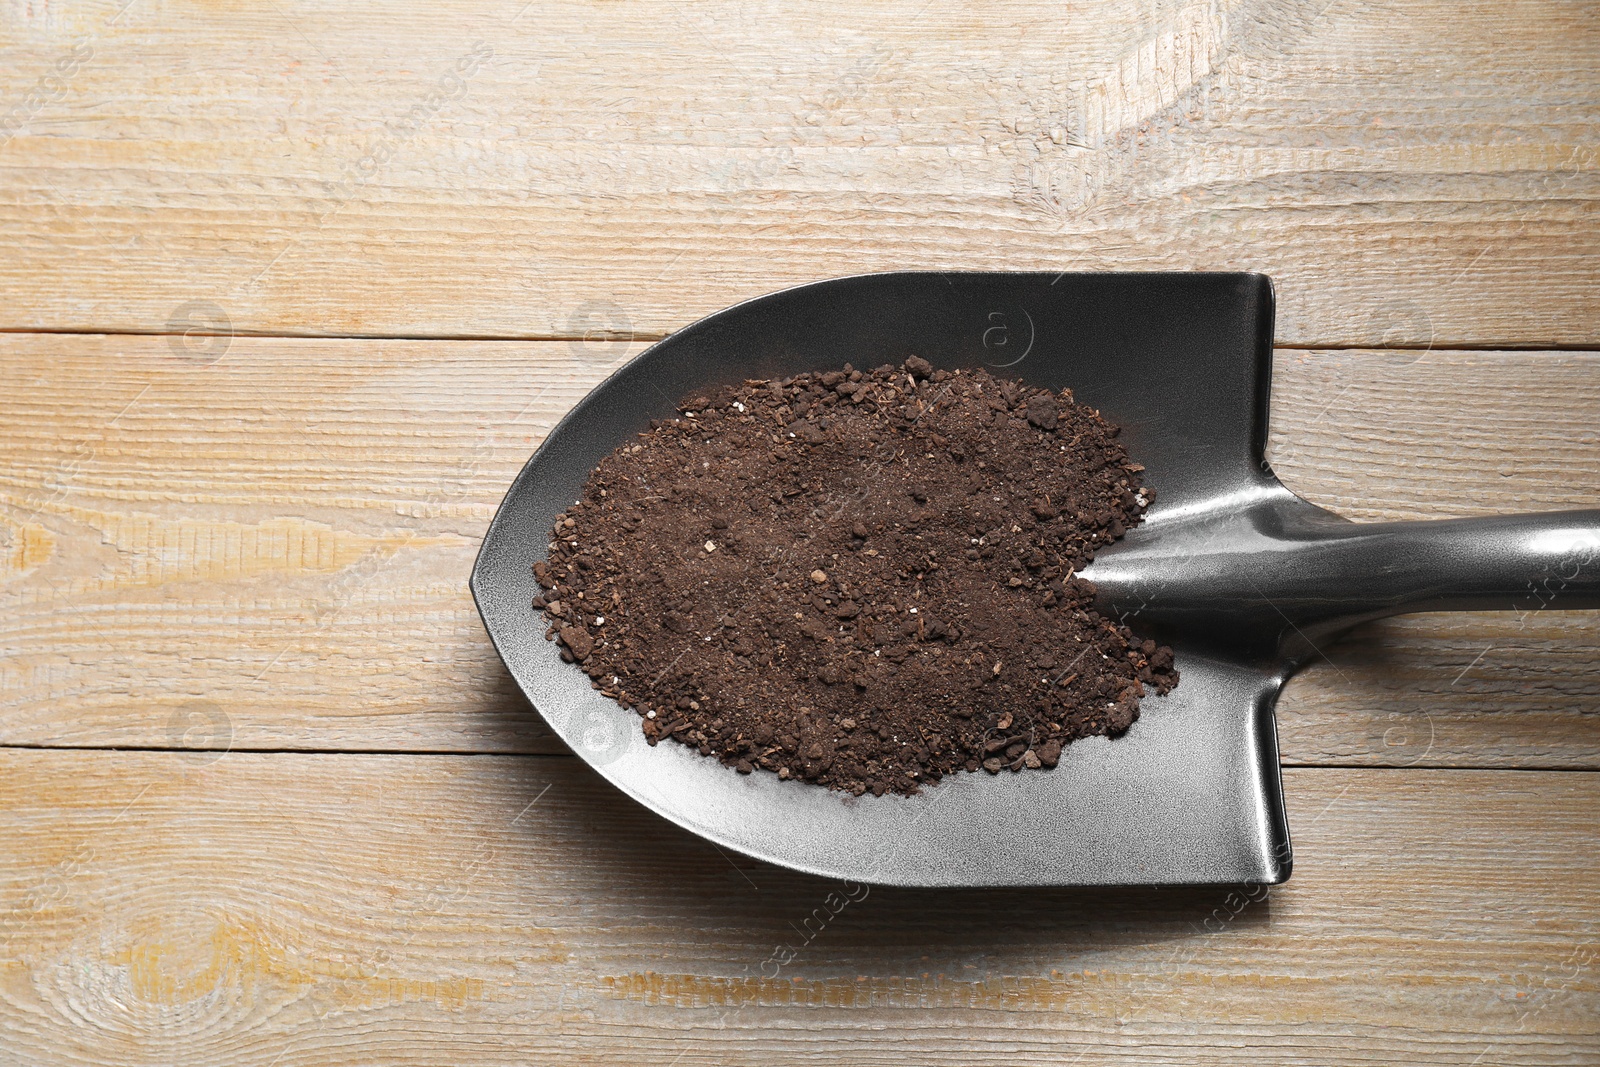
[472,271,1293,886]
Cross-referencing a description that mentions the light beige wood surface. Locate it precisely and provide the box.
[0,751,1595,1067]
[2,1,1597,1062]
[0,0,1596,345]
[1,335,1596,765]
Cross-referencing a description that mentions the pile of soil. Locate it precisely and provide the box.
[533,357,1177,796]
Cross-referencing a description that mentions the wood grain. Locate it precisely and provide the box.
[1,334,1596,765]
[2,4,1595,1063]
[0,0,1595,344]
[0,750,1594,1066]
[0,334,653,754]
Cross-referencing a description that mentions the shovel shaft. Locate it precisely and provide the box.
[1094,504,1600,657]
[1256,509,1600,621]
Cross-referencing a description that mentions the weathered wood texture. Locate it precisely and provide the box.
[3,2,1596,1064]
[0,0,1595,344]
[2,335,1596,765]
[0,751,1594,1066]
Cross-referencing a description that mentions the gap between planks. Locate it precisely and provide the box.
[0,325,1596,352]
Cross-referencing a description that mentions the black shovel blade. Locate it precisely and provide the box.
[471,272,1293,887]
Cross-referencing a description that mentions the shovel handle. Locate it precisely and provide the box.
[1269,509,1600,624]
[1094,506,1600,656]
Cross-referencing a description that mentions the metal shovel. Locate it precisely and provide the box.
[472,272,1599,886]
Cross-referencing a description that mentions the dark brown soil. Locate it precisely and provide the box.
[533,358,1177,796]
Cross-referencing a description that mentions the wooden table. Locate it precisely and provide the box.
[2,2,1596,1063]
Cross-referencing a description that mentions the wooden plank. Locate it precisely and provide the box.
[0,334,652,754]
[0,0,1595,344]
[1,335,1596,765]
[0,751,1594,1065]
[1277,612,1600,769]
[1266,347,1600,523]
